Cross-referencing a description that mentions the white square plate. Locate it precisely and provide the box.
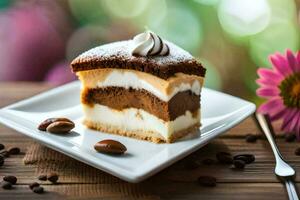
[0,81,255,183]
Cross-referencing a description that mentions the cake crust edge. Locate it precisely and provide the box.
[84,120,200,143]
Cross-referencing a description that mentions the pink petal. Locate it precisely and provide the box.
[296,51,300,72]
[269,105,287,121]
[286,110,300,139]
[256,78,279,86]
[258,98,283,114]
[257,68,283,82]
[286,113,300,133]
[296,113,300,137]
[286,49,298,72]
[256,87,280,98]
[269,54,292,76]
[294,113,300,134]
[281,109,298,130]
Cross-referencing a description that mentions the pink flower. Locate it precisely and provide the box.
[256,50,300,138]
[44,61,77,86]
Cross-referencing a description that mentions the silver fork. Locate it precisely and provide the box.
[255,113,299,200]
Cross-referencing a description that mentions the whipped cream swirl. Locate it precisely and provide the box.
[131,31,169,57]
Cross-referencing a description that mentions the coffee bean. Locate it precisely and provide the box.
[216,152,233,164]
[38,174,47,181]
[245,134,257,143]
[1,181,12,189]
[233,154,255,164]
[3,175,17,184]
[0,150,9,158]
[29,182,40,190]
[233,160,245,169]
[46,121,75,134]
[38,118,54,131]
[94,140,127,154]
[197,176,216,187]
[0,143,4,151]
[38,118,74,131]
[201,158,215,165]
[184,160,200,170]
[295,147,300,156]
[33,186,44,194]
[8,147,20,155]
[285,134,296,142]
[0,155,4,166]
[47,173,59,183]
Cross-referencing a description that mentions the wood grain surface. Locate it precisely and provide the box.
[0,82,298,200]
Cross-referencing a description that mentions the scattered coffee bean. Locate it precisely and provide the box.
[1,181,12,189]
[184,160,200,170]
[233,159,246,169]
[201,158,215,165]
[197,176,217,187]
[3,175,17,184]
[38,174,47,181]
[0,143,4,151]
[216,152,233,164]
[47,173,59,183]
[0,155,4,166]
[33,186,44,194]
[46,121,75,134]
[29,182,40,190]
[0,150,9,158]
[8,147,20,155]
[38,118,74,131]
[285,134,296,142]
[94,140,127,154]
[295,147,300,156]
[245,134,257,143]
[233,154,255,164]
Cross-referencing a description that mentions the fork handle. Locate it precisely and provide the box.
[286,179,299,200]
[255,113,284,161]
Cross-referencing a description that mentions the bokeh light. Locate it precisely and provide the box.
[242,64,259,95]
[68,0,108,25]
[102,0,149,19]
[249,20,299,67]
[66,25,106,61]
[0,0,10,9]
[268,0,296,21]
[194,0,220,6]
[218,0,271,37]
[199,58,221,90]
[134,0,167,29]
[148,5,203,54]
[0,0,299,99]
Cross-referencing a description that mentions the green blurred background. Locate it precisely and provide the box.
[0,0,299,104]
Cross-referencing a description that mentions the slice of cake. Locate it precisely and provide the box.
[71,31,206,143]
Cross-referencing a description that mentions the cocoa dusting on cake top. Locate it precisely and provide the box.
[71,40,206,79]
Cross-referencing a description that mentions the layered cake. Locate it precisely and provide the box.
[71,31,206,143]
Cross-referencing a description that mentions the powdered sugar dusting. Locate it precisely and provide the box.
[74,40,196,65]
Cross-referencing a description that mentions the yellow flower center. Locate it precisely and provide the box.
[279,73,300,108]
[291,82,300,97]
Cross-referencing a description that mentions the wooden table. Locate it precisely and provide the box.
[0,82,299,200]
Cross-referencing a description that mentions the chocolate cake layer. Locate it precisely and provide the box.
[72,58,205,80]
[71,41,206,79]
[82,87,200,121]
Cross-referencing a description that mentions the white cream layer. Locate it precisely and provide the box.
[78,69,204,102]
[97,70,201,101]
[83,104,200,140]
